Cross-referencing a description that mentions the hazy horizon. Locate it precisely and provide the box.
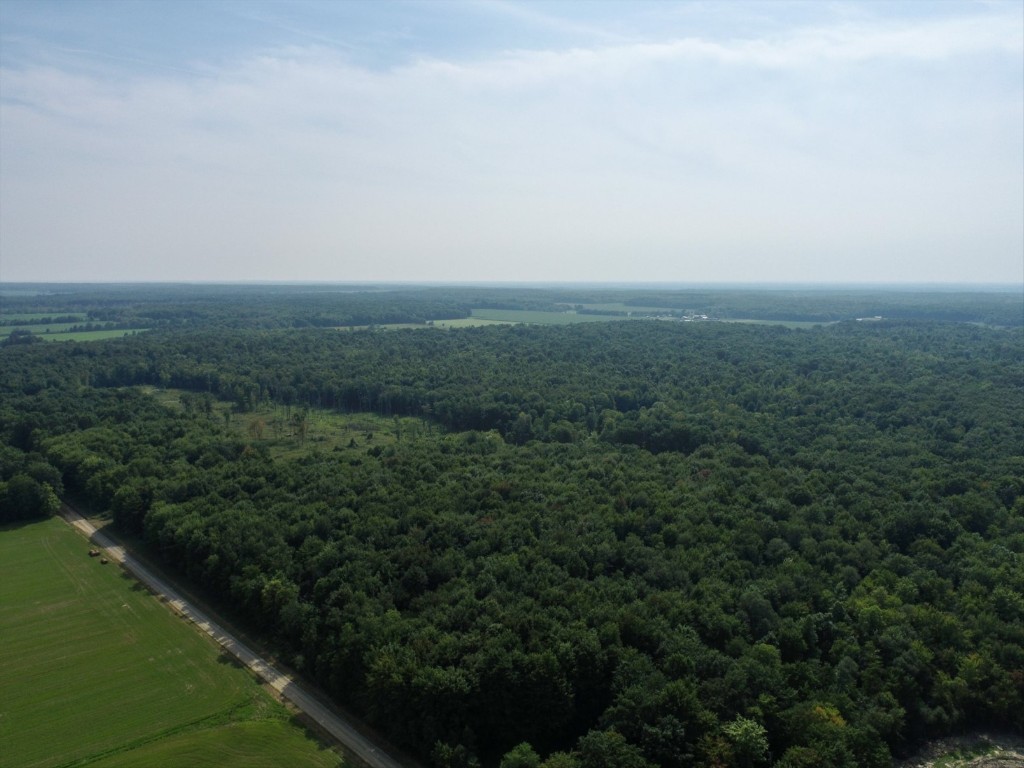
[3,279,1021,292]
[2,1,1022,284]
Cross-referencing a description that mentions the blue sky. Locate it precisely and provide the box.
[1,0,1021,284]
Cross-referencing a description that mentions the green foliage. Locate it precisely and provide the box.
[1,518,342,768]
[538,753,579,768]
[2,285,1022,767]
[2,327,44,345]
[0,468,61,522]
[575,730,655,768]
[721,717,769,768]
[85,720,343,768]
[500,743,541,768]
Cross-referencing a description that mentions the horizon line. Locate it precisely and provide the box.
[1,279,1022,293]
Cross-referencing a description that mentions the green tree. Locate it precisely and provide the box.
[0,474,60,522]
[576,729,654,768]
[501,743,541,768]
[722,717,769,768]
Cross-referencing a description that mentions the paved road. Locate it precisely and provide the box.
[60,505,412,768]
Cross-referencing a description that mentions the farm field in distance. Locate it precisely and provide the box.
[0,517,344,768]
[468,308,623,324]
[573,302,676,314]
[720,318,838,329]
[340,309,622,331]
[1,282,1022,767]
[0,324,149,342]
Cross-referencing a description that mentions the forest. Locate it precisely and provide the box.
[1,284,1022,768]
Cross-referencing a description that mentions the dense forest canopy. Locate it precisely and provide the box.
[1,284,1022,768]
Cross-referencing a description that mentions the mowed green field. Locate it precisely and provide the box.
[469,308,624,324]
[339,317,511,330]
[0,326,149,342]
[721,318,838,329]
[432,317,511,328]
[42,328,149,342]
[573,303,673,314]
[338,311,623,330]
[0,518,343,768]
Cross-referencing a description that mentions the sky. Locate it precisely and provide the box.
[0,0,1022,285]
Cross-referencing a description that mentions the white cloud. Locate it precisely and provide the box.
[1,4,1021,282]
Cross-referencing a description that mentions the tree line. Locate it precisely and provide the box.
[2,283,1021,329]
[1,290,1022,767]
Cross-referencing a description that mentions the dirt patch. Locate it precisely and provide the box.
[897,733,1024,768]
[961,756,1024,768]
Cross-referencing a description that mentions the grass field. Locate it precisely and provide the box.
[721,318,838,328]
[0,517,343,768]
[432,317,511,328]
[0,325,149,342]
[85,719,345,767]
[338,317,511,330]
[336,323,433,331]
[573,303,674,314]
[337,311,625,330]
[43,328,150,342]
[469,308,624,324]
[573,305,838,327]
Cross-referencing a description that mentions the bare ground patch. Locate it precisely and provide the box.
[897,733,1024,768]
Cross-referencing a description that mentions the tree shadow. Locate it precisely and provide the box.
[117,571,150,592]
[286,711,360,768]
[0,516,52,532]
[217,648,246,669]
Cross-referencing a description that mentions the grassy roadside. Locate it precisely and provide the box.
[0,516,344,768]
[64,497,418,768]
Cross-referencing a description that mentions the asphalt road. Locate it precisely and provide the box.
[60,504,412,768]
